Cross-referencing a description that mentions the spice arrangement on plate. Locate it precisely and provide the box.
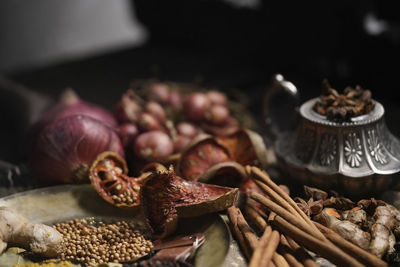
[54,219,152,264]
[2,77,400,266]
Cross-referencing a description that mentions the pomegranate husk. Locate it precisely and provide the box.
[201,116,239,136]
[89,152,143,207]
[178,134,231,181]
[198,161,248,188]
[29,115,124,185]
[140,167,238,238]
[216,128,268,169]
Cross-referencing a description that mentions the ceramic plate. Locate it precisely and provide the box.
[0,185,246,267]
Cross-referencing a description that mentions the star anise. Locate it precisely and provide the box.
[294,197,324,217]
[313,80,375,122]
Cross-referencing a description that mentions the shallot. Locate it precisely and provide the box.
[206,90,228,106]
[134,131,173,161]
[168,89,183,110]
[118,123,139,147]
[145,101,166,123]
[183,92,211,121]
[205,104,230,125]
[138,112,162,132]
[148,83,170,103]
[176,122,198,138]
[115,89,142,123]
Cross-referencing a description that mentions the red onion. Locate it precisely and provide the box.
[168,90,183,110]
[145,101,166,123]
[37,89,117,129]
[148,83,170,103]
[134,131,173,161]
[118,123,139,147]
[29,115,124,185]
[176,122,198,138]
[206,90,228,106]
[205,104,230,125]
[138,112,162,132]
[183,92,211,121]
[173,135,191,153]
[115,89,142,123]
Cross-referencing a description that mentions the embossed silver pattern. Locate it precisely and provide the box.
[319,134,337,166]
[265,74,400,196]
[273,98,400,196]
[295,127,315,162]
[367,129,388,165]
[344,133,363,168]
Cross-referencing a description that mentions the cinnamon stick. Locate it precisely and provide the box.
[236,207,259,252]
[277,243,304,267]
[281,235,318,267]
[273,215,363,267]
[272,251,290,267]
[227,206,251,259]
[314,221,388,267]
[249,226,272,267]
[251,192,319,240]
[263,230,281,266]
[249,166,326,240]
[244,204,267,233]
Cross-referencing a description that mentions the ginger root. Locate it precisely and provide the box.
[0,207,62,257]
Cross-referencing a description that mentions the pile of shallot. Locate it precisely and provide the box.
[28,82,240,185]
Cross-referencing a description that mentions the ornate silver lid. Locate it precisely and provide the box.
[276,98,400,179]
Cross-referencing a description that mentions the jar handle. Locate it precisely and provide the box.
[263,74,301,141]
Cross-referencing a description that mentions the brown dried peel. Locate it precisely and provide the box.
[140,167,238,238]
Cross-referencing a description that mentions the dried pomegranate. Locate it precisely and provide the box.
[178,135,231,181]
[201,116,239,136]
[216,128,268,168]
[198,162,247,187]
[89,152,144,207]
[140,167,238,238]
[240,179,265,197]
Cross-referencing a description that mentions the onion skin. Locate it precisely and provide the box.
[168,90,183,110]
[118,123,139,147]
[204,104,230,125]
[145,101,166,123]
[29,115,124,185]
[114,90,142,124]
[148,83,170,103]
[134,131,173,161]
[138,112,162,132]
[183,93,211,121]
[176,122,198,138]
[206,90,228,106]
[36,89,117,130]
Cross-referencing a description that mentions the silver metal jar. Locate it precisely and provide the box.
[265,74,400,197]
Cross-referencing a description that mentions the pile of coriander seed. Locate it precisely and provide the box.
[53,218,153,265]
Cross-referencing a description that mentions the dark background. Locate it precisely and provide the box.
[1,0,400,164]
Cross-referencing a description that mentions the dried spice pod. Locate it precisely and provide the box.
[201,116,239,136]
[140,167,238,238]
[178,135,231,181]
[323,196,355,211]
[198,161,248,187]
[89,151,143,207]
[216,128,268,168]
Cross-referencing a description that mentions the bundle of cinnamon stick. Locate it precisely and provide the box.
[227,166,388,267]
